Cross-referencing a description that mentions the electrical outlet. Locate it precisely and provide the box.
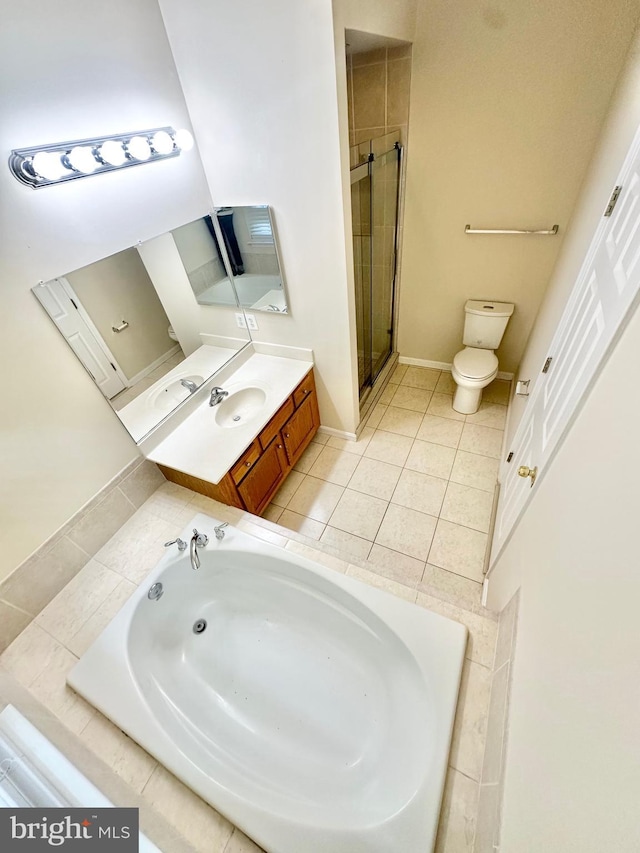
[235,313,247,329]
[244,313,259,331]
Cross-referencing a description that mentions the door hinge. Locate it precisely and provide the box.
[70,298,78,310]
[604,185,622,217]
[542,357,553,374]
[507,452,514,463]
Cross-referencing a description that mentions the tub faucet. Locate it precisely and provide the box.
[180,378,198,394]
[209,386,229,407]
[190,528,209,570]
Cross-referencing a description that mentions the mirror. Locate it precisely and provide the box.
[33,217,252,444]
[176,206,289,314]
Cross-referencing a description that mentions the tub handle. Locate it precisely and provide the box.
[165,537,187,552]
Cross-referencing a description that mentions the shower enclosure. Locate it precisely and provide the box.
[351,139,402,402]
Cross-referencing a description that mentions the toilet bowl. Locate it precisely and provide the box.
[451,300,515,414]
[451,348,499,414]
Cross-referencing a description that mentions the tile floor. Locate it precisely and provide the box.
[264,363,509,606]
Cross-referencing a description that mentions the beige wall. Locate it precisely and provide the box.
[485,290,640,852]
[399,0,640,375]
[0,0,211,581]
[67,249,173,381]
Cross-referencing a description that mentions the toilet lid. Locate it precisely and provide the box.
[453,348,498,381]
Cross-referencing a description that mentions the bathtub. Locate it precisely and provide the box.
[68,513,467,853]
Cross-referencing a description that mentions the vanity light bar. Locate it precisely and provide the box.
[9,126,194,189]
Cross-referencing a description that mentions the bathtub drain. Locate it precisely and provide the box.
[193,619,207,634]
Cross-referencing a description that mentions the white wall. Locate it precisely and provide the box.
[399,0,640,375]
[485,292,640,852]
[157,0,359,433]
[0,0,211,580]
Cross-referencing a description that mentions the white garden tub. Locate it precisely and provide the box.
[68,513,467,853]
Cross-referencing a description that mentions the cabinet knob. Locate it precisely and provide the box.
[245,461,252,467]
[303,388,309,393]
[277,444,283,449]
[284,433,290,438]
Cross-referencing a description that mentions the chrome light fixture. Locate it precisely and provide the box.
[9,126,194,189]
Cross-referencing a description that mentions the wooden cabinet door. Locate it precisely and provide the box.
[237,439,288,515]
[282,394,317,465]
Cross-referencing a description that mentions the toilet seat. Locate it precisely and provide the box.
[453,347,498,381]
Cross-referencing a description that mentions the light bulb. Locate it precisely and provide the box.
[127,136,151,161]
[67,146,97,174]
[173,129,194,151]
[151,130,174,155]
[31,151,67,181]
[99,140,126,166]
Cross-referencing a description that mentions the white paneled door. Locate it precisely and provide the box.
[33,278,126,399]
[491,125,640,562]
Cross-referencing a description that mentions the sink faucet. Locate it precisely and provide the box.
[180,378,198,394]
[189,528,209,570]
[209,386,229,407]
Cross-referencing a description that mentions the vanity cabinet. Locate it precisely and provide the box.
[158,369,320,515]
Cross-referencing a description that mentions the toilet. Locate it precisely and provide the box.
[451,300,515,414]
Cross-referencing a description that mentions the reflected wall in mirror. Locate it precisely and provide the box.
[33,217,252,444]
[177,206,289,314]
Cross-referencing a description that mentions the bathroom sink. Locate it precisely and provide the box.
[151,375,204,409]
[214,386,267,428]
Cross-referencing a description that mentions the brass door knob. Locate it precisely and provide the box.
[518,465,538,485]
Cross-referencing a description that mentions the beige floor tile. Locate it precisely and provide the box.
[308,446,361,486]
[389,385,433,413]
[378,405,423,438]
[285,540,349,574]
[378,383,397,405]
[67,578,137,657]
[328,489,388,541]
[417,592,498,668]
[285,477,344,523]
[30,644,96,734]
[391,469,447,517]
[441,482,494,533]
[320,526,373,561]
[364,430,414,467]
[427,392,466,422]
[388,363,408,384]
[449,660,492,782]
[80,712,157,793]
[482,378,511,405]
[435,371,457,394]
[35,560,122,646]
[0,622,60,686]
[92,510,176,584]
[0,604,31,654]
[261,503,284,523]
[458,423,504,459]
[364,403,387,429]
[450,451,499,493]
[406,439,456,480]
[66,488,136,557]
[224,829,265,853]
[420,565,483,611]
[327,426,374,456]
[428,520,488,582]
[311,431,330,445]
[142,765,233,850]
[375,503,437,561]
[401,366,441,390]
[366,544,425,587]
[348,457,402,500]
[435,768,479,853]
[140,482,195,525]
[416,415,464,448]
[292,441,323,473]
[270,470,305,507]
[277,510,325,540]
[465,402,507,430]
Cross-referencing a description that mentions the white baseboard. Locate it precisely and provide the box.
[126,345,180,388]
[316,425,357,441]
[398,355,514,381]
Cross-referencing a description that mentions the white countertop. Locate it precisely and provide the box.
[146,353,313,484]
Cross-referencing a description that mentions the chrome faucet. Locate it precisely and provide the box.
[189,528,209,570]
[209,386,229,407]
[180,378,198,394]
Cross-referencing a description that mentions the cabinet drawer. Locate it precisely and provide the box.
[259,396,295,451]
[293,371,316,408]
[230,440,262,485]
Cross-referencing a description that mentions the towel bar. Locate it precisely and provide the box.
[465,224,559,235]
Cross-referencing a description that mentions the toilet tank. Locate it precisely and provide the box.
[462,300,514,349]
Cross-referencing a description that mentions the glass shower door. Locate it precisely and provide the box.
[350,160,373,394]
